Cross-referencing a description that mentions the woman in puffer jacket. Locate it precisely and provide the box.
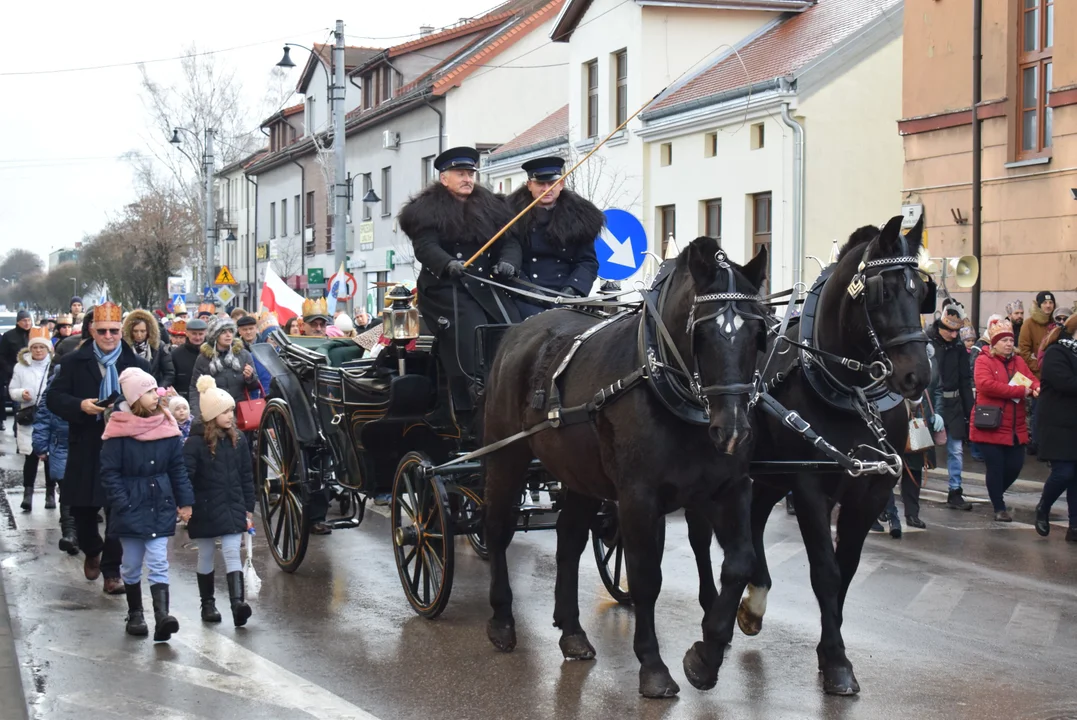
[188,316,258,420]
[9,331,53,512]
[123,309,176,389]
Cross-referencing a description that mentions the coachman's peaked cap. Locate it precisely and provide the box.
[434,146,480,173]
[521,156,565,182]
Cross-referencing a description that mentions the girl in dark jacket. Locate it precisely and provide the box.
[184,375,255,626]
[1034,314,1077,542]
[100,368,194,641]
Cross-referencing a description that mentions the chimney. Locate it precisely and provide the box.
[419,25,435,36]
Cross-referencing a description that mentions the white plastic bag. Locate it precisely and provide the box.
[244,528,261,597]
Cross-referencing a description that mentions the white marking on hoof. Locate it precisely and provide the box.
[743,583,768,618]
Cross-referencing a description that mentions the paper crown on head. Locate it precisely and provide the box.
[173,300,187,315]
[256,311,280,334]
[93,302,123,323]
[55,314,74,326]
[168,320,187,336]
[28,326,51,342]
[302,296,329,320]
[197,301,217,316]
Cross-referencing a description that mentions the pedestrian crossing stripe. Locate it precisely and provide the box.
[214,265,237,285]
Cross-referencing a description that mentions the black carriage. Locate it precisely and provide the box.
[251,288,630,618]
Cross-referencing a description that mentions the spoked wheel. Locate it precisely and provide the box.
[592,509,631,605]
[449,485,487,561]
[392,452,455,619]
[257,400,311,573]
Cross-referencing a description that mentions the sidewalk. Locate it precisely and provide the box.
[0,483,30,720]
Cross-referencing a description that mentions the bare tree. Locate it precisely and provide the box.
[0,249,44,282]
[563,146,640,212]
[272,236,304,280]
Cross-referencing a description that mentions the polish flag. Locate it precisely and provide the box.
[260,268,304,324]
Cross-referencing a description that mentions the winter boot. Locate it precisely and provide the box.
[124,583,148,637]
[226,571,252,627]
[44,482,56,510]
[197,572,221,623]
[887,509,903,539]
[947,488,973,511]
[1065,527,1077,543]
[1035,504,1051,537]
[58,506,79,555]
[20,486,32,512]
[149,583,179,642]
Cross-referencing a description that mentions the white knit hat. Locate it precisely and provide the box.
[334,314,355,334]
[196,375,235,422]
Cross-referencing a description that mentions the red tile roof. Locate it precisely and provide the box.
[281,103,304,117]
[488,105,568,159]
[649,0,898,113]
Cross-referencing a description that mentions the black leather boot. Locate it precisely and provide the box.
[44,482,56,510]
[124,583,148,637]
[1035,504,1051,537]
[226,571,252,627]
[197,572,221,623]
[946,488,973,511]
[58,506,79,555]
[20,486,32,512]
[150,583,179,642]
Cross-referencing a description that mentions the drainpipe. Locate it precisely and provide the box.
[780,101,805,287]
[970,0,983,331]
[244,173,258,310]
[425,97,444,154]
[292,157,307,291]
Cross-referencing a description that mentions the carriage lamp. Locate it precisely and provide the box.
[382,284,420,375]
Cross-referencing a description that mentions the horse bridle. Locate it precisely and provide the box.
[647,250,766,414]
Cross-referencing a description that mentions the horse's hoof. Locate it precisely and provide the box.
[682,642,718,691]
[822,665,860,696]
[639,666,680,699]
[737,601,762,636]
[487,619,517,653]
[559,633,596,661]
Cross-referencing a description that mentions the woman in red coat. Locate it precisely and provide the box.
[969,318,1040,521]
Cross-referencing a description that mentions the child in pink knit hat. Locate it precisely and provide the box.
[100,367,194,642]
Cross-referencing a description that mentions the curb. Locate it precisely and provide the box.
[0,490,30,720]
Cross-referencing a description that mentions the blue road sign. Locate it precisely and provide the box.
[596,209,648,281]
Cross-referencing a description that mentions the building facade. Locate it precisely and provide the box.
[901,0,1077,317]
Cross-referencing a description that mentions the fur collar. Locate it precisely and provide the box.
[398,182,512,246]
[200,340,244,359]
[507,186,605,248]
[17,346,52,367]
[122,309,161,350]
[1030,306,1051,325]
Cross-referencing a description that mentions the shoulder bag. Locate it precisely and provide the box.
[972,404,1002,430]
[15,370,47,426]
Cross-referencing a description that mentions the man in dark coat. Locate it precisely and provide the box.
[46,302,151,593]
[928,301,975,511]
[0,310,32,431]
[508,156,604,317]
[172,318,207,401]
[398,146,521,412]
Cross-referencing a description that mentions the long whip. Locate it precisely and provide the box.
[463,89,663,267]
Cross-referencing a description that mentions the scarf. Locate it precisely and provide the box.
[133,339,152,361]
[93,342,122,402]
[1059,338,1077,357]
[101,410,180,441]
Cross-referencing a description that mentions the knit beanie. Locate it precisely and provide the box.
[119,367,158,407]
[168,395,190,415]
[205,316,238,348]
[987,317,1014,348]
[334,314,355,334]
[196,375,235,422]
[959,326,975,342]
[1035,291,1055,308]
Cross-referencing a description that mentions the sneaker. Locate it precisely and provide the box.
[994,510,1013,522]
[373,493,391,506]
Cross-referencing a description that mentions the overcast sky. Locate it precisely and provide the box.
[0,0,500,266]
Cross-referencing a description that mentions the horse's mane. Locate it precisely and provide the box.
[835,225,881,263]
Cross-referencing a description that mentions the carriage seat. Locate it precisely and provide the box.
[315,338,367,367]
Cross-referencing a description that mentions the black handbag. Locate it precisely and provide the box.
[14,370,47,426]
[973,404,1002,430]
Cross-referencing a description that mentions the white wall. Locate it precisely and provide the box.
[799,37,905,288]
[254,162,304,287]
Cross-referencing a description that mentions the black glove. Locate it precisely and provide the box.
[444,260,465,279]
[559,286,580,297]
[493,261,517,278]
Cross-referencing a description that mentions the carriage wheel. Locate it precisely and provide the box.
[392,452,455,619]
[450,486,488,561]
[592,511,632,605]
[257,400,311,573]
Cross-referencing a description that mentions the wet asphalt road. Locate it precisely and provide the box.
[2,433,1076,720]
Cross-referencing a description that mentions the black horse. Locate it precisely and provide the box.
[689,216,932,696]
[482,238,768,698]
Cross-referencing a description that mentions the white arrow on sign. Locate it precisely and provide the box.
[600,227,637,267]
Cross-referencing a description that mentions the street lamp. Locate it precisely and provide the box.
[276,21,348,307]
[362,189,381,204]
[169,126,216,298]
[70,277,77,297]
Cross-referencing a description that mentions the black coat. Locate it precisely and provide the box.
[508,186,603,310]
[1036,340,1077,461]
[188,342,258,421]
[928,324,974,441]
[172,342,201,400]
[123,309,176,389]
[100,433,194,539]
[45,341,151,507]
[0,326,29,385]
[183,432,255,538]
[398,183,521,379]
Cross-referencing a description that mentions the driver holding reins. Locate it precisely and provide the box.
[398,147,521,414]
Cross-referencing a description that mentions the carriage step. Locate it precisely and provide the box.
[325,518,360,530]
[516,503,557,514]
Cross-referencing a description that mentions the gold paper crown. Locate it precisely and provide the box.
[197,302,217,316]
[168,320,187,336]
[302,297,329,319]
[28,326,51,342]
[256,311,279,333]
[173,300,187,315]
[93,302,123,323]
[55,314,74,326]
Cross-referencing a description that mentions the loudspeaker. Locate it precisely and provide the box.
[948,256,979,288]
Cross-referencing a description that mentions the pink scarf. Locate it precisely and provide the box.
[102,410,181,441]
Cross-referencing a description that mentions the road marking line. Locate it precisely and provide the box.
[904,575,966,625]
[57,691,209,720]
[762,538,805,568]
[848,556,882,589]
[1005,602,1060,647]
